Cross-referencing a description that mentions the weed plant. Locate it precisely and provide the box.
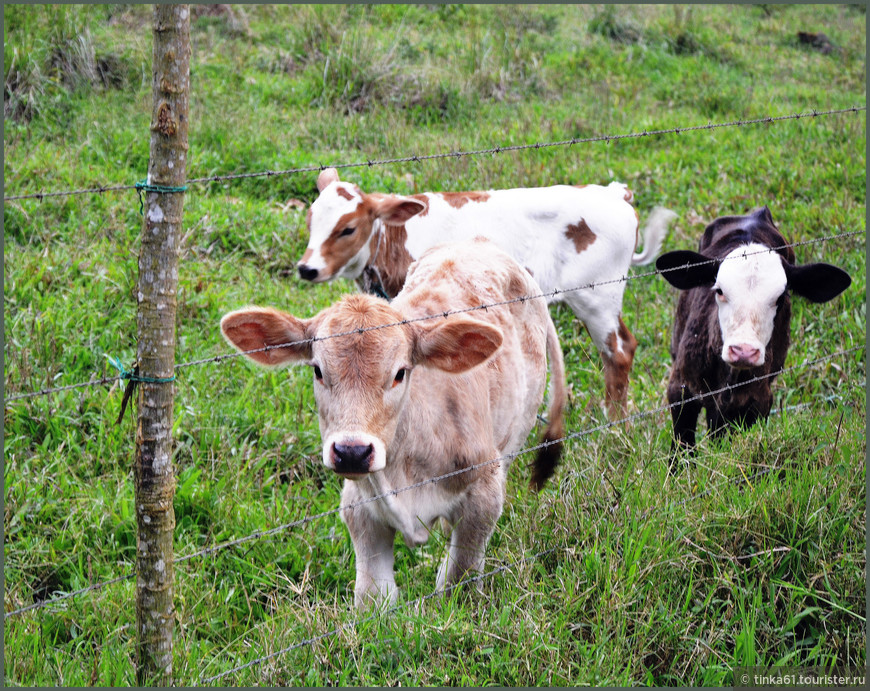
[3,4,866,686]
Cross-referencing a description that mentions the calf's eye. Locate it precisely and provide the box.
[313,364,323,381]
[339,227,355,237]
[392,368,407,387]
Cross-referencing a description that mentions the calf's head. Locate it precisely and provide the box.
[221,295,502,478]
[658,232,851,369]
[297,168,427,284]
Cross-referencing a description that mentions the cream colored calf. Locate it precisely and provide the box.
[222,239,566,608]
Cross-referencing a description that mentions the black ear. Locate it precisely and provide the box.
[656,250,720,290]
[785,262,852,303]
[751,205,776,227]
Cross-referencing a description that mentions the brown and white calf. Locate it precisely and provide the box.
[656,206,851,450]
[222,239,567,608]
[296,167,676,419]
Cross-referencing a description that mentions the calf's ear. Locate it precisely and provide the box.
[751,205,776,227]
[656,250,719,290]
[316,167,340,191]
[785,262,852,303]
[372,195,427,225]
[221,307,314,367]
[413,317,503,374]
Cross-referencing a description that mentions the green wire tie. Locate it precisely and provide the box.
[135,180,188,214]
[106,354,176,424]
[106,354,176,384]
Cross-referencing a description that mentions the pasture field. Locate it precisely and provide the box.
[3,4,866,686]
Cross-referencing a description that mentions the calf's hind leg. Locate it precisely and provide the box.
[579,310,638,420]
[600,316,638,421]
[562,288,637,421]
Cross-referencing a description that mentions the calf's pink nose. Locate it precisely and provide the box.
[728,344,761,366]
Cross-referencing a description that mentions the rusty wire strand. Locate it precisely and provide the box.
[4,345,861,620]
[3,106,865,202]
[4,230,864,403]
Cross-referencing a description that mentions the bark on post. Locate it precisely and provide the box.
[135,4,189,685]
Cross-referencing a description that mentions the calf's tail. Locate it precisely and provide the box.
[631,206,678,266]
[530,315,568,491]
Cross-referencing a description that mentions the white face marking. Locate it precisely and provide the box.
[335,245,373,281]
[713,243,787,367]
[303,182,368,278]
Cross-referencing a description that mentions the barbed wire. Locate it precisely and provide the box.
[3,373,126,402]
[4,229,864,404]
[5,345,861,620]
[3,573,137,619]
[3,106,864,203]
[4,112,865,620]
[5,101,865,688]
[196,367,866,684]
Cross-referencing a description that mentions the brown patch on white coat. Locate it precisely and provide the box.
[565,219,597,253]
[437,190,492,211]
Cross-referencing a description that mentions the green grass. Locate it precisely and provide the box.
[3,3,866,686]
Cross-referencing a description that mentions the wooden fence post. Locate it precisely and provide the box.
[135,4,189,685]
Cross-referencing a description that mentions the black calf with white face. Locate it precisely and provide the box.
[657,206,851,450]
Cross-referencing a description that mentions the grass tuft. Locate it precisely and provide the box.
[588,6,644,45]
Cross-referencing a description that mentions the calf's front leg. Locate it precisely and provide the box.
[667,379,702,452]
[341,501,398,609]
[707,389,773,440]
[437,466,505,593]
